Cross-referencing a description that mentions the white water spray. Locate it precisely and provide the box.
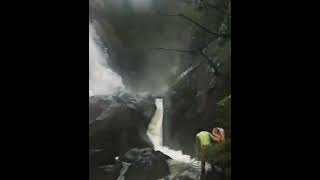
[147,99,194,163]
[89,23,124,96]
[147,99,212,179]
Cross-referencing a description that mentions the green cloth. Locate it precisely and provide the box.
[195,131,217,161]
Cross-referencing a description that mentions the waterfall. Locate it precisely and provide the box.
[89,22,124,96]
[147,99,194,163]
[147,99,212,179]
[89,20,211,179]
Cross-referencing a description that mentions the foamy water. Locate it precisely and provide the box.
[147,99,212,180]
[147,99,195,163]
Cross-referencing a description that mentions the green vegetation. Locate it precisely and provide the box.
[212,95,231,180]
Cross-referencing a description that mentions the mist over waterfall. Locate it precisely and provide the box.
[89,22,124,96]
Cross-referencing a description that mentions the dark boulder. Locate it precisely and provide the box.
[119,148,171,180]
[89,92,156,179]
[206,166,225,180]
[89,160,123,180]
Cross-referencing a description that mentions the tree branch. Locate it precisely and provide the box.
[180,14,221,36]
[150,48,195,53]
[178,0,229,15]
[157,13,230,38]
[151,46,230,82]
[199,38,217,52]
[157,13,223,36]
[206,3,228,15]
[151,7,231,80]
[200,51,231,80]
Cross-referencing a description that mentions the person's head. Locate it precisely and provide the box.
[212,127,225,143]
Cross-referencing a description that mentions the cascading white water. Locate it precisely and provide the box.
[89,22,124,96]
[147,99,194,163]
[147,99,211,179]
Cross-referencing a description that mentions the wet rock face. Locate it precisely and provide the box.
[90,148,171,180]
[163,69,230,156]
[89,160,123,180]
[89,92,156,166]
[119,148,171,180]
[173,167,224,180]
[162,0,231,155]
